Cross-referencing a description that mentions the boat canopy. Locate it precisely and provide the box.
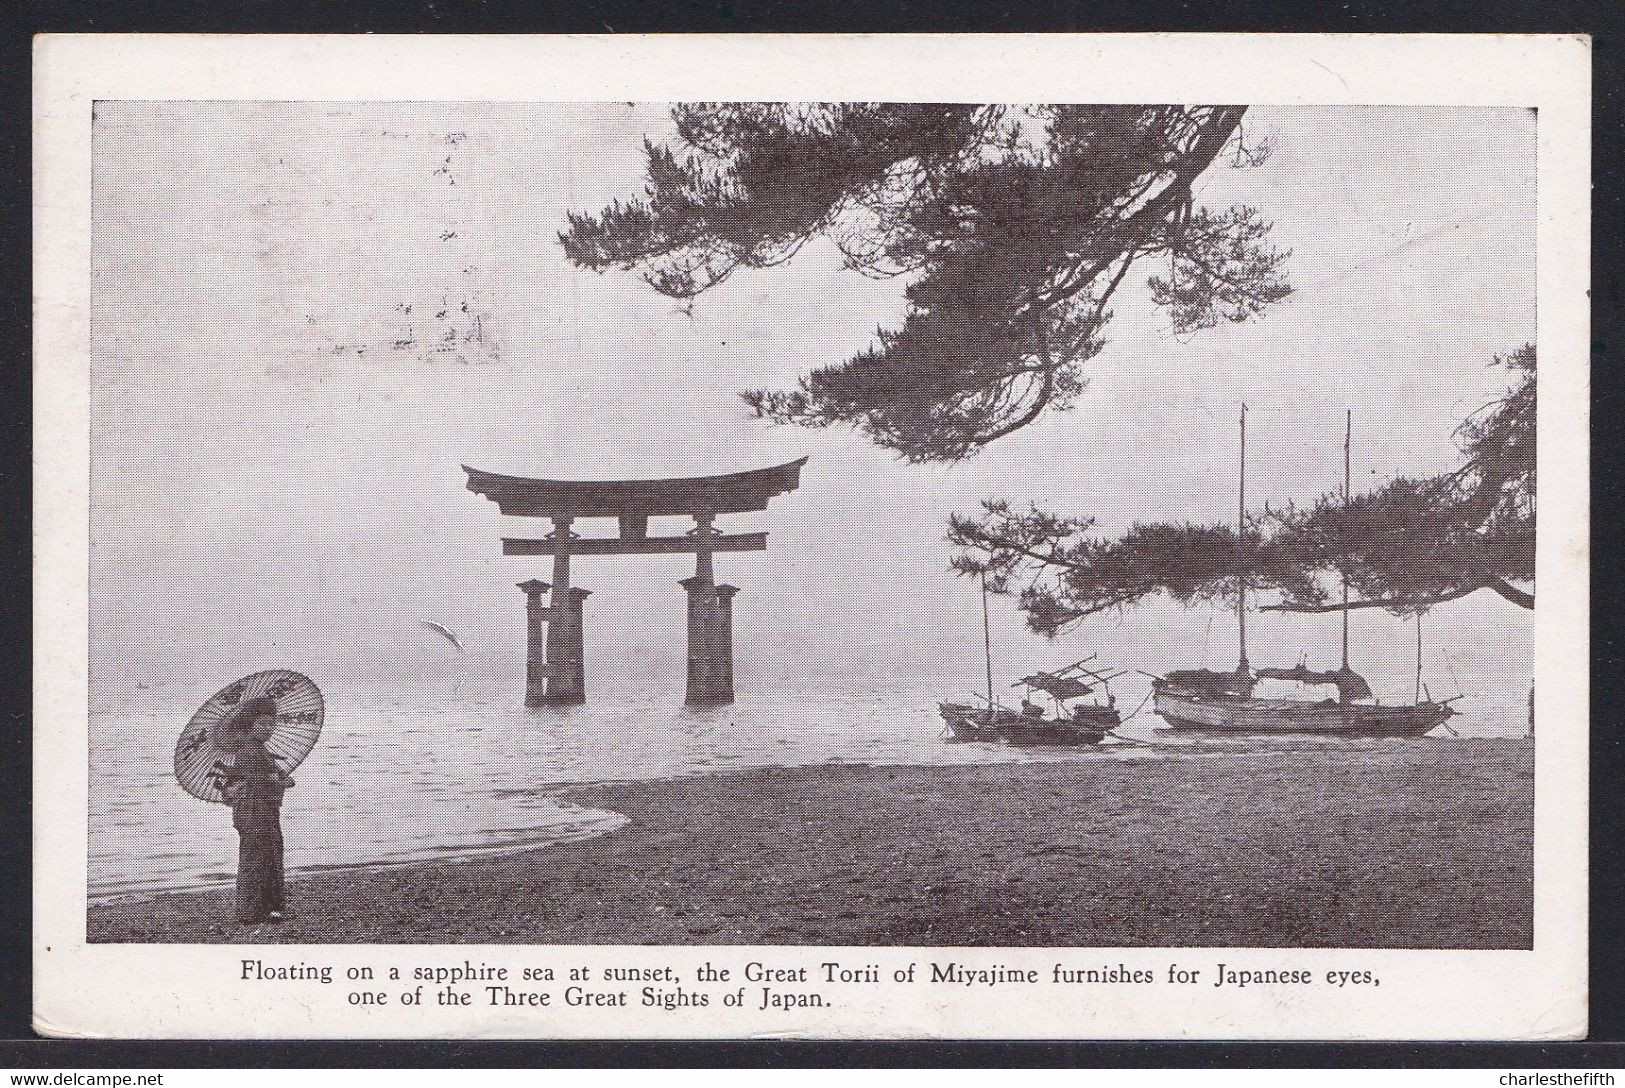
[1015,673,1094,700]
[1254,664,1375,703]
[1161,668,1257,698]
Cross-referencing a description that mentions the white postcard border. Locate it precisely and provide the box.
[32,32,1591,1040]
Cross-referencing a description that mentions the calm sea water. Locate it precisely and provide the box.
[88,670,1530,901]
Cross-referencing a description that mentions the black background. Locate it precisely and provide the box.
[1,0,1619,1067]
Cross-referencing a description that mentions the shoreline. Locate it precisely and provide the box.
[85,739,1264,904]
[88,738,1533,947]
[86,803,633,907]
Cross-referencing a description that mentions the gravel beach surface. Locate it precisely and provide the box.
[88,738,1532,948]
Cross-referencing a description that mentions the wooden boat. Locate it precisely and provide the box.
[938,702,1005,743]
[1153,408,1458,738]
[938,575,1118,746]
[1000,702,1116,747]
[1152,673,1455,736]
[939,701,1114,747]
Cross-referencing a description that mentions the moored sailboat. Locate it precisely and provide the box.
[939,574,1119,746]
[1152,407,1458,737]
[1151,674,1456,736]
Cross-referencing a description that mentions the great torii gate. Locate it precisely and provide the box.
[463,457,806,707]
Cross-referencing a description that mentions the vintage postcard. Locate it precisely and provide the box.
[33,33,1589,1039]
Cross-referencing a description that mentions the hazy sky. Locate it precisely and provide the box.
[89,102,1535,695]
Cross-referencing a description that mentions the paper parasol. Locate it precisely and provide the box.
[174,670,324,804]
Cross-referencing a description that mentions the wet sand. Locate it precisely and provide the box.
[88,738,1532,947]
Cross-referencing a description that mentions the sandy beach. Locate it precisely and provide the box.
[88,738,1532,948]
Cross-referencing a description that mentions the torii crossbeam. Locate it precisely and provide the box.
[464,458,806,706]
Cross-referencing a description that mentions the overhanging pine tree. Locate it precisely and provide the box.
[561,103,1290,462]
[947,346,1535,634]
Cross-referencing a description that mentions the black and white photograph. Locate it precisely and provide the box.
[32,32,1589,1041]
[80,96,1539,947]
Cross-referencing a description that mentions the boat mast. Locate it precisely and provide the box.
[1415,612,1423,704]
[1342,409,1351,671]
[981,569,995,709]
[1237,404,1249,673]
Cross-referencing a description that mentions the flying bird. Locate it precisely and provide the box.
[420,620,464,652]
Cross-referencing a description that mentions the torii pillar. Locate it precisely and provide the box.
[678,580,740,705]
[680,512,734,705]
[715,583,738,699]
[518,579,589,707]
[541,516,588,705]
[518,578,550,707]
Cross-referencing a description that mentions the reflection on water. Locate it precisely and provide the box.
[88,672,1530,901]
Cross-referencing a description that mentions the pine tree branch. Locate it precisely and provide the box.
[1259,577,1533,614]
[1483,577,1535,609]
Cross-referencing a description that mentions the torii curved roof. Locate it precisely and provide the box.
[463,457,807,518]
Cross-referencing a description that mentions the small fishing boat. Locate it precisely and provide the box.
[1153,407,1458,737]
[939,574,1118,746]
[941,691,1121,746]
[939,701,1116,747]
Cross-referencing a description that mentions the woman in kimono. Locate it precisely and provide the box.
[220,697,295,923]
